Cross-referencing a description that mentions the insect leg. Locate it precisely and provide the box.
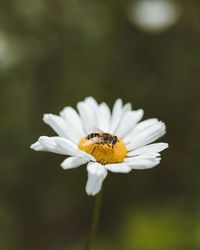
[91,146,97,154]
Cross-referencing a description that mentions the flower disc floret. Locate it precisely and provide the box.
[79,137,127,165]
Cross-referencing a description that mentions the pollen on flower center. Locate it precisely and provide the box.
[79,136,127,165]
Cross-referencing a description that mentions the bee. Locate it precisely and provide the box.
[84,130,119,148]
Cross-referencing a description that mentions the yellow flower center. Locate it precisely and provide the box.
[79,136,127,165]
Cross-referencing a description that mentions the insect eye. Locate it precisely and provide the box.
[112,137,117,144]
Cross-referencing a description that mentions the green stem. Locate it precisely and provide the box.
[84,189,103,250]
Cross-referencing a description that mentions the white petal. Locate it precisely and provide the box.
[126,121,166,151]
[84,97,99,124]
[85,97,108,131]
[30,141,44,151]
[61,157,88,169]
[123,102,132,112]
[39,136,64,152]
[86,162,107,196]
[97,102,111,131]
[115,109,144,138]
[31,136,96,160]
[124,118,158,144]
[43,114,80,143]
[77,99,98,134]
[43,114,68,137]
[54,137,95,160]
[31,136,68,155]
[84,96,99,109]
[60,106,85,138]
[127,143,168,157]
[109,99,123,132]
[125,153,161,161]
[109,100,132,133]
[126,158,160,169]
[132,118,159,135]
[105,163,132,173]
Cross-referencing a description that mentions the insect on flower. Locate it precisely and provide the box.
[84,128,119,148]
[31,97,168,196]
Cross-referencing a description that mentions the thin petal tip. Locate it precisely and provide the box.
[60,162,67,170]
[30,143,36,149]
[163,142,169,149]
[30,141,40,150]
[43,113,54,123]
[86,187,100,196]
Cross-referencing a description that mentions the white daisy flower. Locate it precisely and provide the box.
[31,97,168,196]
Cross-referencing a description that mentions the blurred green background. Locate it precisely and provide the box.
[0,0,200,249]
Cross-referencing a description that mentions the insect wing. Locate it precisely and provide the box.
[82,137,101,146]
[87,124,106,134]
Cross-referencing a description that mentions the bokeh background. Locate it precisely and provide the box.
[1,0,200,249]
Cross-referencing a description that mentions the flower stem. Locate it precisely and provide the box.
[84,189,103,250]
